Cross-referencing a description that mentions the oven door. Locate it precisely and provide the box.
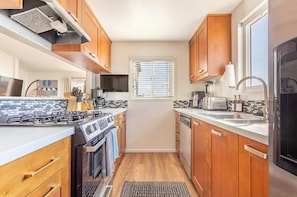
[81,137,106,197]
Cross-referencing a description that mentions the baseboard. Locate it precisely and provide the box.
[125,149,176,153]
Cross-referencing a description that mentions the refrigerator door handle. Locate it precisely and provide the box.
[244,144,268,159]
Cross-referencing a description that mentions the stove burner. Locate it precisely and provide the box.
[0,111,106,126]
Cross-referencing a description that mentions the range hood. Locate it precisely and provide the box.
[8,0,90,44]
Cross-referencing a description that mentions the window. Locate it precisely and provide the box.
[240,2,268,87]
[131,58,174,98]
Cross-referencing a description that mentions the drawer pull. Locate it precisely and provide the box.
[44,183,61,197]
[198,69,205,73]
[89,52,97,59]
[244,145,268,159]
[24,158,60,178]
[190,75,194,78]
[211,129,222,137]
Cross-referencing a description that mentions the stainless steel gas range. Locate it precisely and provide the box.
[0,111,116,197]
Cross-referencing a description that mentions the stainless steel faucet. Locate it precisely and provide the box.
[235,76,268,120]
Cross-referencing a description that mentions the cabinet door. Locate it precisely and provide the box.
[0,0,22,9]
[189,34,197,83]
[58,0,78,21]
[100,28,112,72]
[239,136,268,197]
[192,118,211,197]
[211,126,238,197]
[81,0,98,59]
[197,20,208,78]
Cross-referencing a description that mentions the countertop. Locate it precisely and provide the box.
[0,108,127,167]
[175,108,268,145]
[0,126,74,166]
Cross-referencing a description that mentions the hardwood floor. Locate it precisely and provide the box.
[111,153,199,197]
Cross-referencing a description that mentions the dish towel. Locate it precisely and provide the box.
[105,131,114,176]
[111,127,119,160]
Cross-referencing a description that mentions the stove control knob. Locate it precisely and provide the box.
[86,125,93,135]
[92,123,98,130]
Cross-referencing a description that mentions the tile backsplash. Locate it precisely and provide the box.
[0,98,67,117]
[173,99,265,117]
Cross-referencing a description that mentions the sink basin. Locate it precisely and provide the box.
[205,113,261,120]
[222,119,268,126]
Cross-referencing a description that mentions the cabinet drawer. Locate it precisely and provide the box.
[0,138,70,196]
[27,170,62,197]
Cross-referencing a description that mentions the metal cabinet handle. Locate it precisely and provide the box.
[104,64,109,68]
[68,11,78,22]
[89,52,97,59]
[24,158,60,178]
[244,144,268,159]
[198,69,205,73]
[190,75,194,78]
[193,121,199,126]
[211,129,222,137]
[44,183,61,197]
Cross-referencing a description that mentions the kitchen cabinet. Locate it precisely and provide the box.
[0,0,22,9]
[192,118,211,197]
[0,137,71,196]
[189,14,231,82]
[175,112,180,156]
[211,125,238,197]
[239,136,268,197]
[52,0,112,73]
[113,112,126,174]
[58,0,79,21]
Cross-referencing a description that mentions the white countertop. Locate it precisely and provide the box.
[0,126,74,166]
[175,108,268,145]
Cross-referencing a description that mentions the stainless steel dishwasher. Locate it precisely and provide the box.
[179,113,191,179]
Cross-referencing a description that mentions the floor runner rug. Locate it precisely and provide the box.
[120,181,191,197]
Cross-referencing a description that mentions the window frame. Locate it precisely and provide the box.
[129,57,175,100]
[238,1,268,91]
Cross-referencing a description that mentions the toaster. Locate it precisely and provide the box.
[202,96,228,111]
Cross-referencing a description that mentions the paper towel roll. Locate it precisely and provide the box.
[223,62,236,87]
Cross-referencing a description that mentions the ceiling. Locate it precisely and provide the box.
[0,0,242,73]
[87,0,242,41]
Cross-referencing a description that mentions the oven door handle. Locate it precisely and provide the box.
[86,138,106,153]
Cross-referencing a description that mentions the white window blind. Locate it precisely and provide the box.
[131,59,174,98]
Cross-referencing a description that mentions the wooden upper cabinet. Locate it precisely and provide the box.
[81,0,99,59]
[189,14,231,83]
[239,136,268,197]
[58,0,78,21]
[0,0,22,9]
[211,125,238,197]
[52,0,111,73]
[100,28,111,72]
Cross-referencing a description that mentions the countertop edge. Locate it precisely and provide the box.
[174,108,268,145]
[0,127,74,166]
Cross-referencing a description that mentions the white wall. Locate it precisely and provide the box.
[214,0,267,101]
[0,49,19,78]
[110,41,204,152]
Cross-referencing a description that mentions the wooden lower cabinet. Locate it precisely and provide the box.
[113,112,126,175]
[192,118,211,197]
[0,0,22,9]
[239,136,268,197]
[211,126,239,197]
[191,117,268,197]
[175,112,181,156]
[0,137,71,197]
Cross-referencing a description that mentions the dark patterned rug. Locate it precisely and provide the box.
[120,181,191,197]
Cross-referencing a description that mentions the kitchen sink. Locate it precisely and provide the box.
[222,119,268,125]
[205,113,261,120]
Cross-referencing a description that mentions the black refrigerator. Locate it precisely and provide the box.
[269,0,297,195]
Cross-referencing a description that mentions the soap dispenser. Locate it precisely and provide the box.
[235,95,243,112]
[231,95,236,111]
